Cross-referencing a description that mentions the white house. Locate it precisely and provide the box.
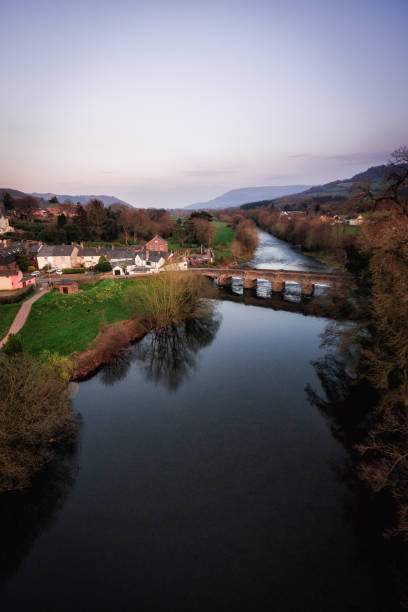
[0,215,12,235]
[135,249,167,270]
[37,245,78,269]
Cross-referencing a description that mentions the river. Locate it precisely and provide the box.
[0,232,405,611]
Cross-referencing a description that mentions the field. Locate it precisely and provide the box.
[212,221,235,247]
[18,279,137,356]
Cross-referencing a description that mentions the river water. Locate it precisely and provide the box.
[0,232,405,611]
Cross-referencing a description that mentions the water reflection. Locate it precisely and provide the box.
[100,305,222,391]
[306,353,408,610]
[0,446,79,582]
[133,311,221,390]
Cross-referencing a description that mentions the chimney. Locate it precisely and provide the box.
[111,243,114,251]
[80,241,84,248]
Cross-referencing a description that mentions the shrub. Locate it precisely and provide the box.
[94,255,112,273]
[0,352,79,493]
[1,334,23,356]
[125,271,212,329]
[0,285,34,304]
[62,268,86,274]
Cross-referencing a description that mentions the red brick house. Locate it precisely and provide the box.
[145,235,168,253]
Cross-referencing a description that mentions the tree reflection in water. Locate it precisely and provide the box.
[0,443,79,582]
[100,302,221,390]
[306,353,408,610]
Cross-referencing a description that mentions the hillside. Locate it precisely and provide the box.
[31,193,133,207]
[185,185,311,210]
[240,165,392,211]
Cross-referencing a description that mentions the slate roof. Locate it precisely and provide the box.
[148,251,164,262]
[38,245,76,257]
[112,259,135,267]
[101,248,135,261]
[78,247,99,256]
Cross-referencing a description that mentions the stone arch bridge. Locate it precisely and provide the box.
[191,267,351,296]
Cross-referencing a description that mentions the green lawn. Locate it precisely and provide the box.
[212,221,235,247]
[0,303,21,339]
[18,279,137,356]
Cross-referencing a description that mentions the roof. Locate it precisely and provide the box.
[38,245,76,257]
[0,267,21,277]
[112,259,135,267]
[148,251,164,262]
[57,279,77,286]
[101,248,135,261]
[78,247,99,256]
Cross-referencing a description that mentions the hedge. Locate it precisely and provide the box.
[0,285,34,304]
[62,268,86,274]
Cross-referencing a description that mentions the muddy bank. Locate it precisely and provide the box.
[73,317,149,380]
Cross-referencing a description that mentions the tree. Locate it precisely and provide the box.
[94,254,112,273]
[13,196,38,219]
[193,218,215,245]
[0,352,78,493]
[48,196,59,203]
[358,146,408,215]
[2,192,14,211]
[57,213,67,227]
[87,199,106,239]
[15,253,31,272]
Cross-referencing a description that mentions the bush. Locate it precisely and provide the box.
[0,352,79,493]
[125,271,212,329]
[1,334,23,356]
[94,255,112,273]
[0,285,34,304]
[62,268,86,274]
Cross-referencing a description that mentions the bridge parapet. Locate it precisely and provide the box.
[191,267,352,295]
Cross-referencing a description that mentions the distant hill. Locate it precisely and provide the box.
[0,187,29,199]
[31,193,133,208]
[240,165,393,211]
[185,185,312,210]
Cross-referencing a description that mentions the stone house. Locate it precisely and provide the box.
[77,247,100,268]
[37,245,78,270]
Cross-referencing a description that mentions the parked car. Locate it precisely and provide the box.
[55,269,63,275]
[30,270,40,276]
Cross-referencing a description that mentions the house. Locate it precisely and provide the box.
[0,266,36,290]
[56,280,79,294]
[37,244,78,270]
[164,255,188,271]
[135,248,167,270]
[0,215,12,235]
[145,235,168,253]
[77,247,100,268]
[112,259,137,276]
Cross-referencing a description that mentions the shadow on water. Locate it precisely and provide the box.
[306,353,408,611]
[100,304,222,391]
[0,444,79,583]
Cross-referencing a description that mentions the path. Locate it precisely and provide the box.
[0,287,50,348]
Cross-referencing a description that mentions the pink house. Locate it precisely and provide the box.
[0,267,36,291]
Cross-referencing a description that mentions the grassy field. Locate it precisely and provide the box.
[212,221,235,247]
[168,221,235,252]
[0,303,21,339]
[18,279,137,356]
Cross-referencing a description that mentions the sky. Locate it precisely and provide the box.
[0,0,407,207]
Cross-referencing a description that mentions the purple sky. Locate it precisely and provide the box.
[1,0,407,207]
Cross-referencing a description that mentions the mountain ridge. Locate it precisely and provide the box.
[185,185,312,210]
